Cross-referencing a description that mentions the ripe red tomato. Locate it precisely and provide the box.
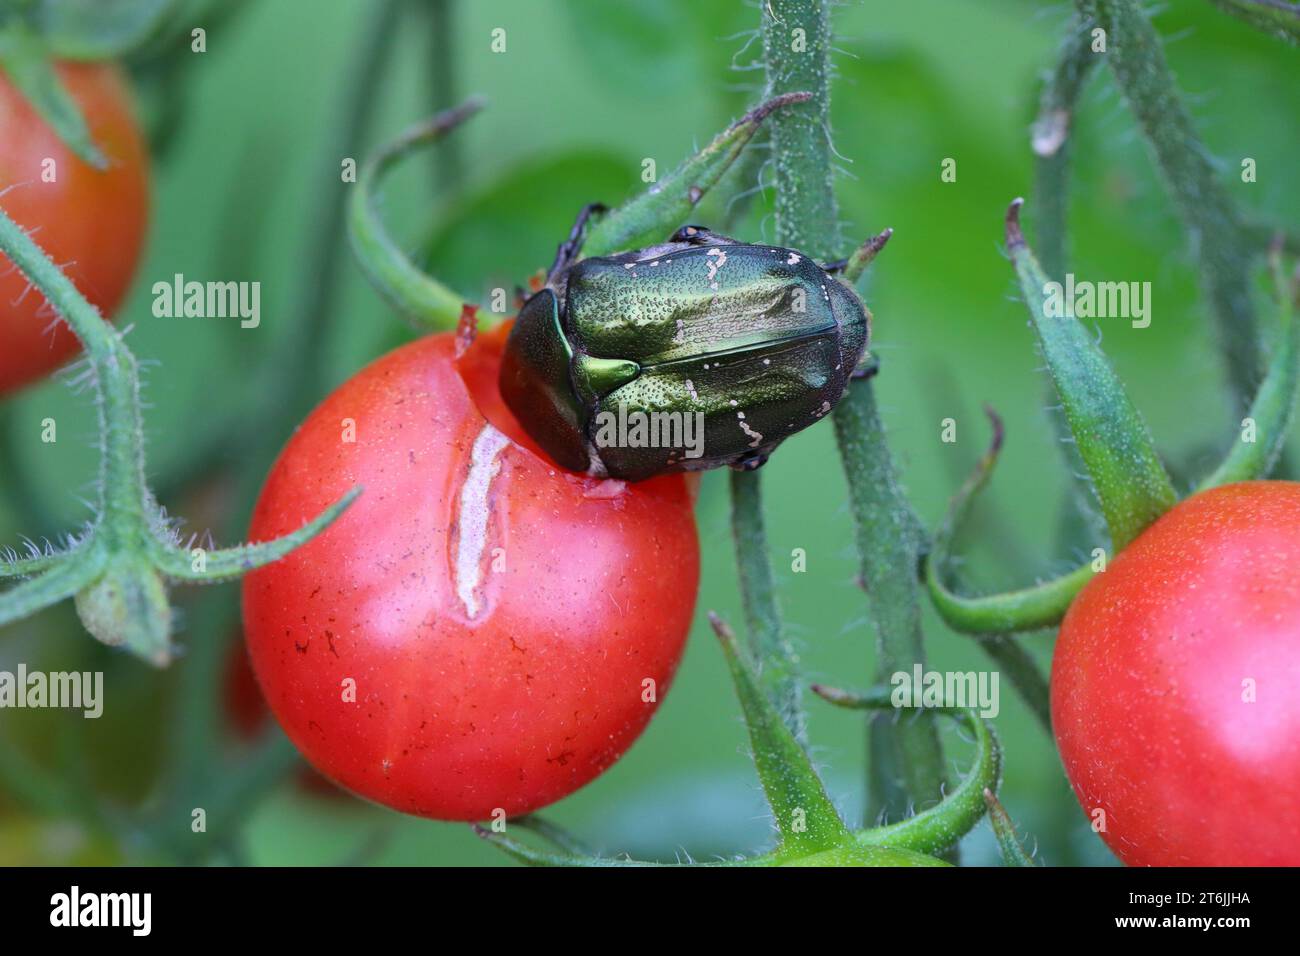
[1052,481,1300,866]
[241,323,699,820]
[0,62,150,395]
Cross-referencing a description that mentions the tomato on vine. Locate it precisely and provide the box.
[1052,481,1300,866]
[241,322,700,821]
[0,62,149,395]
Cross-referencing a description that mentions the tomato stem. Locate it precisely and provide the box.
[0,199,357,665]
[811,686,1003,857]
[924,406,1093,637]
[982,789,1039,866]
[729,471,806,743]
[347,98,485,332]
[1197,239,1300,489]
[1073,0,1263,415]
[581,91,811,258]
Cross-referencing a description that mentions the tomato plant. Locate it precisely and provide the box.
[1052,481,1300,866]
[241,322,700,821]
[0,61,149,396]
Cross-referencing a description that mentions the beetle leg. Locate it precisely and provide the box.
[850,353,880,380]
[821,256,850,275]
[668,224,742,247]
[731,450,770,472]
[549,202,608,280]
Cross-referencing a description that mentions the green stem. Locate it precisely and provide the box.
[761,0,947,824]
[0,190,148,537]
[1032,19,1108,545]
[924,405,1093,638]
[424,0,464,191]
[978,635,1052,734]
[1198,242,1299,489]
[1031,17,1098,284]
[1076,0,1261,413]
[811,686,1000,856]
[1206,0,1300,43]
[348,99,484,332]
[983,789,1039,866]
[729,471,803,742]
[582,92,811,258]
[760,0,839,260]
[832,380,947,818]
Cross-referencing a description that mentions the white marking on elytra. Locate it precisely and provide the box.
[684,379,700,402]
[787,252,800,265]
[738,415,763,448]
[705,247,728,290]
[455,424,511,618]
[673,319,686,344]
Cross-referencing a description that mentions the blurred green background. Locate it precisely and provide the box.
[1,0,1297,865]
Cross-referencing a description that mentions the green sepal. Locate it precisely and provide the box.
[781,844,949,867]
[0,550,102,629]
[925,405,1093,635]
[582,92,811,258]
[21,0,172,60]
[840,228,893,285]
[74,558,172,666]
[0,32,107,167]
[150,486,362,582]
[709,612,853,858]
[983,789,1038,866]
[1007,199,1177,550]
[812,685,1002,856]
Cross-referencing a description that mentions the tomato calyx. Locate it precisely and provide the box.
[924,205,1300,644]
[0,198,359,665]
[474,612,1004,867]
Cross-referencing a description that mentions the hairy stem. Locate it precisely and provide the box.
[761,0,947,821]
[833,381,948,819]
[1031,17,1099,284]
[730,471,804,742]
[1076,0,1261,413]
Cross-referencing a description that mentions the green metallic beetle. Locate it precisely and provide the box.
[499,205,871,482]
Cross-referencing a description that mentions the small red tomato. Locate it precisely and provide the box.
[0,62,150,395]
[1052,481,1300,866]
[241,323,699,820]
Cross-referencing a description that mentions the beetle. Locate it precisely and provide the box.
[499,205,871,481]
